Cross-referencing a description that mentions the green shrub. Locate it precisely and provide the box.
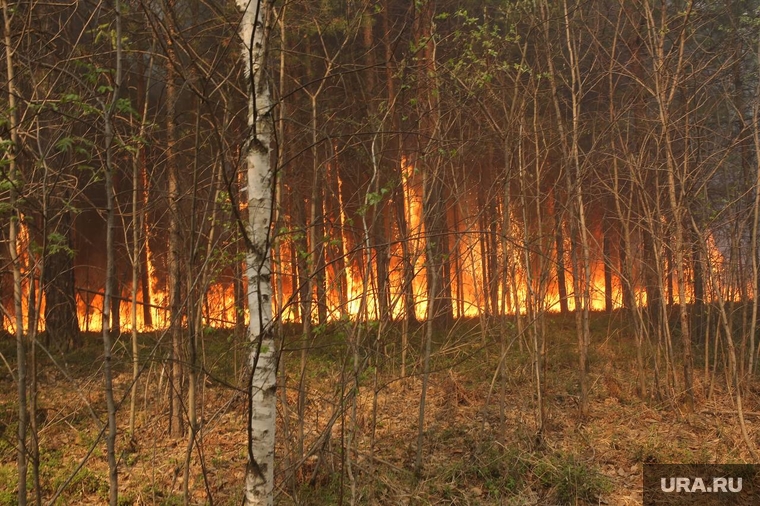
[535,452,611,505]
[0,465,15,506]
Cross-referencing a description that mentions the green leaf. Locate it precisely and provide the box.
[115,97,137,115]
[366,191,384,206]
[55,137,74,153]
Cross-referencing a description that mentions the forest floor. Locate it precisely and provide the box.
[0,310,757,505]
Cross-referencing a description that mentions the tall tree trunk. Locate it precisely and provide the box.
[3,1,27,502]
[644,0,695,410]
[130,47,154,432]
[101,2,122,501]
[487,197,500,316]
[110,277,121,335]
[139,197,153,328]
[415,0,452,327]
[643,228,662,336]
[518,113,545,435]
[165,1,184,436]
[384,0,415,326]
[26,263,41,505]
[541,0,592,418]
[42,211,80,351]
[553,191,570,314]
[603,215,614,312]
[363,7,391,324]
[691,235,705,344]
[749,37,760,381]
[238,0,276,503]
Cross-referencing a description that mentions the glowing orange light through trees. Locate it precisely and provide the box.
[0,160,746,335]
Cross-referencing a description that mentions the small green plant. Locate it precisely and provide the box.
[468,441,528,498]
[0,464,17,506]
[212,447,225,468]
[535,452,611,505]
[429,431,528,502]
[118,492,136,506]
[631,427,690,464]
[0,490,14,506]
[293,470,342,505]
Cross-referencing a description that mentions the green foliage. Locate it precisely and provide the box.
[629,426,710,465]
[66,467,109,498]
[47,232,74,258]
[426,428,530,502]
[0,465,16,506]
[118,493,137,506]
[0,490,13,506]
[92,21,128,50]
[115,97,137,116]
[474,443,529,496]
[0,138,14,154]
[74,60,113,91]
[366,187,389,206]
[140,485,184,506]
[292,470,343,505]
[53,135,96,162]
[54,136,74,153]
[358,187,390,216]
[535,453,611,505]
[439,7,523,96]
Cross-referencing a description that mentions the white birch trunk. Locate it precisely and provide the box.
[238,0,276,504]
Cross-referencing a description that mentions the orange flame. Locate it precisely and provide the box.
[0,161,748,335]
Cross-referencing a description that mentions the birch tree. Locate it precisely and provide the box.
[238,0,276,504]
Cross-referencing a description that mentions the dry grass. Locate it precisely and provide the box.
[0,313,758,505]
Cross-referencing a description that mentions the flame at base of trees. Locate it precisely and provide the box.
[1,158,745,336]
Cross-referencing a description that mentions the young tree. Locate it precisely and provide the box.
[100,1,123,502]
[2,1,27,503]
[164,0,185,438]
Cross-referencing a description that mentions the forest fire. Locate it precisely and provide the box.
[1,162,739,337]
[7,1,760,504]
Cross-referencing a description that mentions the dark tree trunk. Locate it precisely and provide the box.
[603,217,614,313]
[619,231,633,310]
[110,277,121,336]
[289,235,301,323]
[424,176,453,326]
[166,17,184,437]
[554,204,569,314]
[393,179,416,323]
[691,235,705,344]
[325,166,347,315]
[139,154,153,328]
[666,247,675,307]
[314,187,327,325]
[234,257,245,334]
[43,212,80,351]
[415,0,451,328]
[363,6,391,322]
[373,208,391,321]
[488,198,500,316]
[294,197,311,326]
[643,228,662,333]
